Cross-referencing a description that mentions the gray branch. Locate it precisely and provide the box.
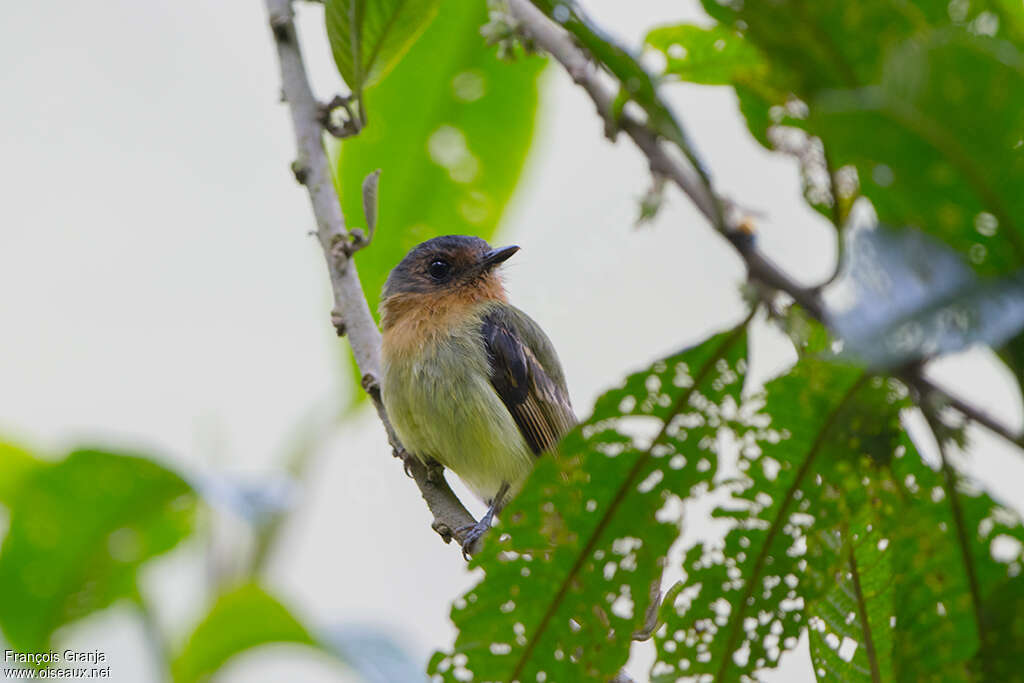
[262,0,477,550]
[506,0,1023,449]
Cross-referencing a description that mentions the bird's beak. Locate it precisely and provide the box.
[480,245,520,270]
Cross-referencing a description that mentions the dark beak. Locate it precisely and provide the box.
[480,245,520,270]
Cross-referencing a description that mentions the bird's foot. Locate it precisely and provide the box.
[456,514,495,561]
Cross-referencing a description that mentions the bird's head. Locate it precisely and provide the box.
[380,235,519,329]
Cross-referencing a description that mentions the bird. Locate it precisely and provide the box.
[379,235,576,553]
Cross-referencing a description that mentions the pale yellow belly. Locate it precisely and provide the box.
[381,328,535,503]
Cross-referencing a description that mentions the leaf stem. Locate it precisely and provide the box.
[847,541,882,683]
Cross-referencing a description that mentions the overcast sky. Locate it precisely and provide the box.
[2,1,1022,681]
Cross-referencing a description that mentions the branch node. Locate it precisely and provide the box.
[431,520,454,544]
[330,309,346,337]
[318,94,363,138]
[361,372,381,399]
[290,160,310,185]
[268,12,292,43]
[425,458,445,485]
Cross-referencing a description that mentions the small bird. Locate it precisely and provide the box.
[379,235,576,551]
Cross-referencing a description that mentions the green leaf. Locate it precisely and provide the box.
[173,583,427,683]
[0,442,45,508]
[810,32,1024,276]
[173,583,316,683]
[654,2,1024,387]
[645,24,766,86]
[653,361,883,681]
[324,0,440,96]
[431,321,752,682]
[648,351,1024,681]
[807,520,894,682]
[0,449,195,652]
[334,2,544,402]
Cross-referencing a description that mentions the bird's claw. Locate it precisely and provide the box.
[456,518,493,561]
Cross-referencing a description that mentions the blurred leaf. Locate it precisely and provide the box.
[810,32,1024,277]
[173,583,426,683]
[827,226,1024,369]
[0,449,195,652]
[173,583,316,683]
[323,624,427,683]
[324,0,440,96]
[0,442,44,508]
[645,24,766,86]
[431,321,752,681]
[194,473,299,528]
[334,2,544,401]
[654,2,1024,384]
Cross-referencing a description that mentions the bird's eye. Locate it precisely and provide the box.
[427,259,452,280]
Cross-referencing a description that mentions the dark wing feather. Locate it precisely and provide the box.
[481,306,576,455]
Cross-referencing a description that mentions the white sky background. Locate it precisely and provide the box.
[2,1,1023,681]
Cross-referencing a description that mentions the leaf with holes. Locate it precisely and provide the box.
[806,519,896,682]
[430,321,753,682]
[653,360,900,681]
[0,448,195,653]
[806,430,1024,682]
[324,0,440,96]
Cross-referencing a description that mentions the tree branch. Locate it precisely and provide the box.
[262,0,477,550]
[506,0,1023,451]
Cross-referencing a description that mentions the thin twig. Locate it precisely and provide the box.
[262,0,476,550]
[506,0,1024,451]
[908,373,1024,449]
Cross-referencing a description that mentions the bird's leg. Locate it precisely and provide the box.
[457,482,511,560]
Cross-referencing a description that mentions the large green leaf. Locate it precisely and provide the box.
[651,353,1024,681]
[431,322,752,681]
[807,431,1024,683]
[811,32,1024,276]
[335,3,544,320]
[324,0,440,97]
[653,361,880,681]
[0,449,195,652]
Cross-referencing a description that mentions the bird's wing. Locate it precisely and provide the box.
[481,305,576,455]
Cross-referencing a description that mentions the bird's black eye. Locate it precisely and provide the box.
[427,259,452,281]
